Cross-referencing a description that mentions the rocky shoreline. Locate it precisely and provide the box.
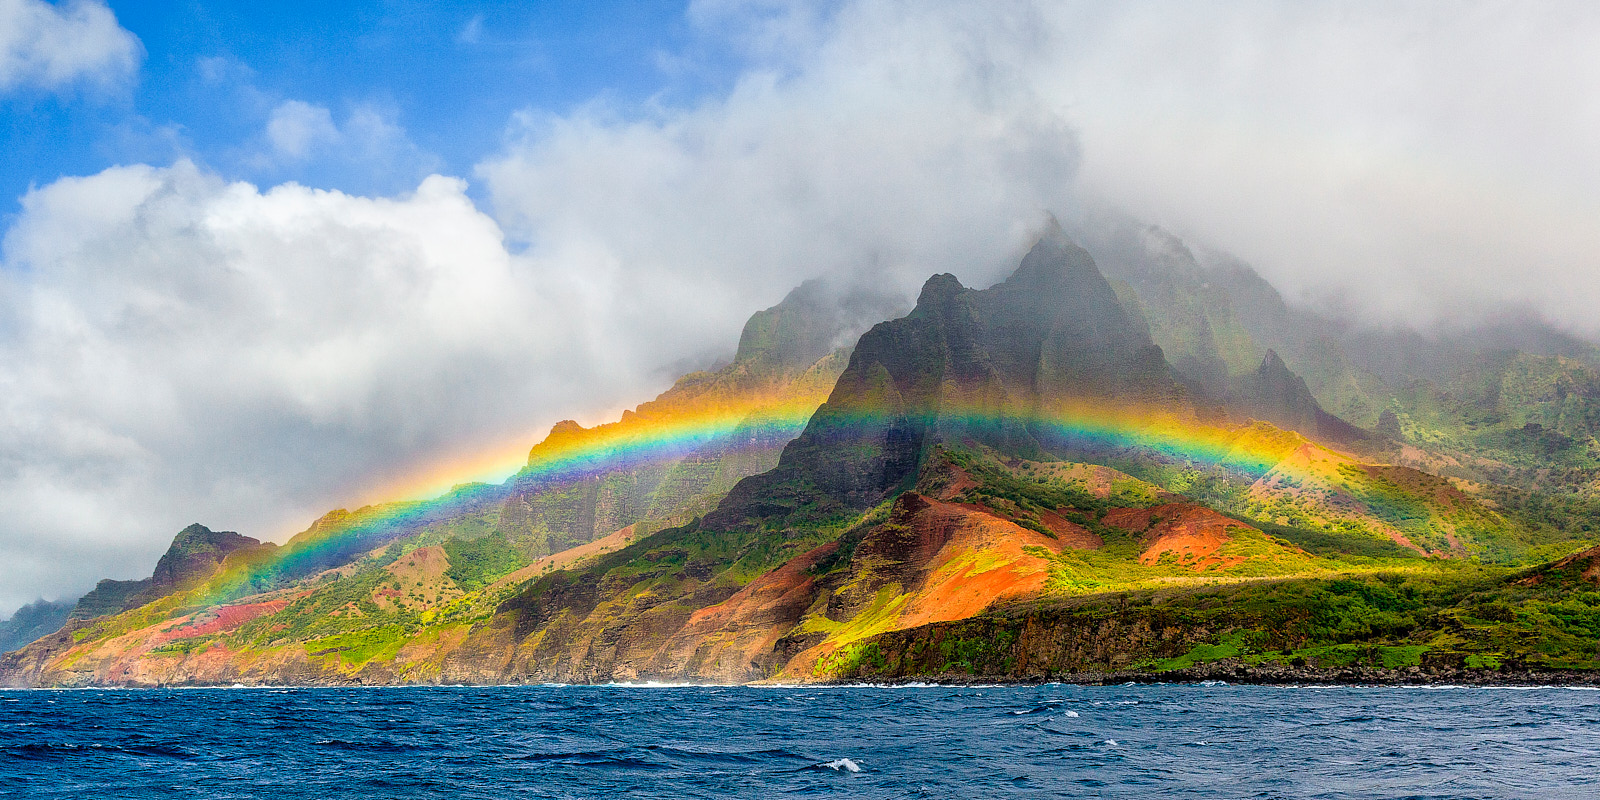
[829,659,1600,687]
[31,661,1598,689]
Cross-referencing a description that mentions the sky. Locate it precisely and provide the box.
[2,0,1599,613]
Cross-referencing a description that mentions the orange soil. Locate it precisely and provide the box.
[1518,543,1600,586]
[884,493,1068,628]
[777,493,1070,678]
[1103,502,1256,570]
[659,542,841,678]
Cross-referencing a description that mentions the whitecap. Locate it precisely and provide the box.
[1063,710,1079,717]
[1104,739,1118,746]
[822,758,863,772]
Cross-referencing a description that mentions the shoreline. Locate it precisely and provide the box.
[7,661,1600,690]
[824,659,1600,688]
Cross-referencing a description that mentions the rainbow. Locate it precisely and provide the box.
[185,397,827,608]
[184,396,1348,611]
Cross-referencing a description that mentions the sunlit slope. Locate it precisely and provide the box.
[827,538,1600,683]
[457,232,1542,684]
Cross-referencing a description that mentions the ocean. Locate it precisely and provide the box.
[1,683,1596,798]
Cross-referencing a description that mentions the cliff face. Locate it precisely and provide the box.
[61,524,268,624]
[705,226,1187,532]
[1228,350,1373,446]
[493,280,896,556]
[150,525,265,592]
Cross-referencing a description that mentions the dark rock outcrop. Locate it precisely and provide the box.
[706,225,1187,530]
[68,524,266,622]
[150,524,263,592]
[1229,350,1373,446]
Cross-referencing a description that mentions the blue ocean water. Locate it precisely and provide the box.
[1,683,1596,799]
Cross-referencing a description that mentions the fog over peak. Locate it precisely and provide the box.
[2,0,1598,613]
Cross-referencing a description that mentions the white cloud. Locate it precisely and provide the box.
[488,0,1600,336]
[481,1,1080,348]
[0,162,630,611]
[258,99,440,187]
[457,13,484,45]
[0,0,141,93]
[265,100,340,160]
[1023,1,1600,331]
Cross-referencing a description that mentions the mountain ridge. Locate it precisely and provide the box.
[5,226,1600,686]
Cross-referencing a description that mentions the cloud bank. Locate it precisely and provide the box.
[1031,1,1600,330]
[0,164,608,610]
[4,0,1600,611]
[0,0,140,93]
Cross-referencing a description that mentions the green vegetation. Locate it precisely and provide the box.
[442,534,528,591]
[305,624,412,669]
[825,553,1600,680]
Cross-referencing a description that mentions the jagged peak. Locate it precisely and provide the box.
[161,523,257,551]
[915,273,965,309]
[172,522,214,541]
[524,419,590,463]
[1258,349,1291,374]
[544,419,589,443]
[997,223,1099,292]
[732,277,905,376]
[163,523,257,551]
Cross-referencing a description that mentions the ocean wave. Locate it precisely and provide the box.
[817,757,862,772]
[6,684,1597,797]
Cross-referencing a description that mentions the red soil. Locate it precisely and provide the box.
[1033,507,1103,549]
[656,542,840,679]
[680,542,839,635]
[933,465,981,501]
[156,595,302,643]
[886,493,1068,628]
[1103,502,1257,570]
[1517,543,1600,586]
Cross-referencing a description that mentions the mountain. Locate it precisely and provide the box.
[1077,215,1600,530]
[5,227,1598,687]
[494,279,885,556]
[66,524,271,621]
[702,226,1191,527]
[0,600,72,654]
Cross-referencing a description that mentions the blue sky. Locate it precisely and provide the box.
[2,0,1598,612]
[1,0,733,207]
